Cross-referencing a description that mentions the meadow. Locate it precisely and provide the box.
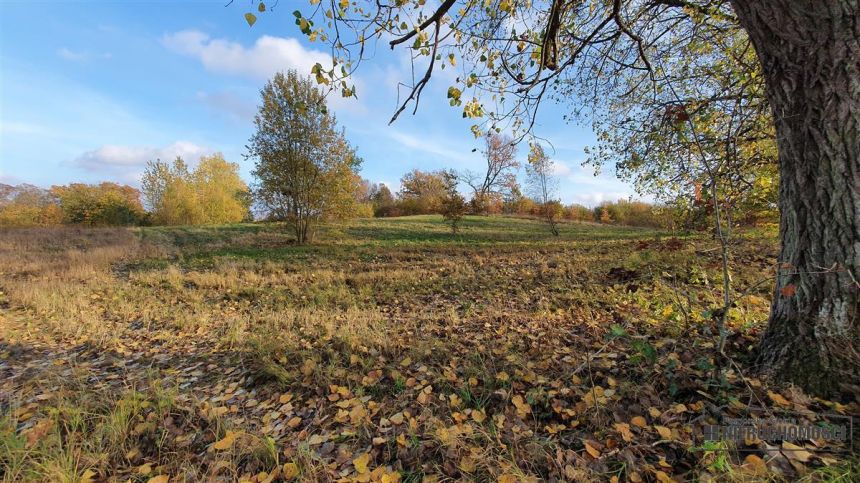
[1,216,855,482]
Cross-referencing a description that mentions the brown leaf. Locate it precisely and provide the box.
[631,416,647,428]
[584,440,601,458]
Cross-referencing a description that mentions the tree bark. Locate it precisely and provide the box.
[730,0,860,397]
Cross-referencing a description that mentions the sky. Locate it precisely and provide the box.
[0,0,642,207]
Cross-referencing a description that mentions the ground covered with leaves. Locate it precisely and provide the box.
[1,217,857,482]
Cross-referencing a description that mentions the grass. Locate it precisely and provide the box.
[1,215,854,481]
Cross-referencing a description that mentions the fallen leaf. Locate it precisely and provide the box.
[584,440,601,458]
[741,454,768,475]
[282,462,300,480]
[631,416,647,428]
[353,452,371,474]
[80,469,97,483]
[212,430,241,450]
[654,425,672,440]
[782,441,813,462]
[654,470,672,482]
[307,434,327,445]
[614,422,633,442]
[768,391,791,407]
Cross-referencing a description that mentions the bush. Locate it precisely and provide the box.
[50,183,145,226]
[0,184,63,227]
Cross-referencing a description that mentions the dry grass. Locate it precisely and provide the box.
[1,217,854,481]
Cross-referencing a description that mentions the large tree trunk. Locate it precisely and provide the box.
[730,1,860,398]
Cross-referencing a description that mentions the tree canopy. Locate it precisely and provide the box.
[248,70,365,243]
[142,154,250,226]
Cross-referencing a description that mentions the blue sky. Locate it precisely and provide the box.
[0,0,640,206]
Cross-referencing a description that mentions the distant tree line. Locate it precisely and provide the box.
[0,153,251,228]
[3,69,776,236]
[357,170,677,229]
[0,182,145,227]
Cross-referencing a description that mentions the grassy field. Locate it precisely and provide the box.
[1,216,856,482]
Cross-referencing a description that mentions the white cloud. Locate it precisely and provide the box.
[70,141,214,184]
[162,30,364,113]
[570,191,633,206]
[384,129,474,164]
[162,30,331,81]
[549,160,573,177]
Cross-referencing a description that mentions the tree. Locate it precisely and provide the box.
[462,133,519,214]
[193,154,252,224]
[141,157,203,225]
[525,143,560,236]
[253,0,859,396]
[439,170,467,233]
[583,21,778,227]
[368,183,397,217]
[51,182,145,226]
[0,184,62,227]
[398,169,448,215]
[141,154,250,226]
[248,70,364,243]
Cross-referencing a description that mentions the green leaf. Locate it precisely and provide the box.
[608,324,626,339]
[244,12,257,27]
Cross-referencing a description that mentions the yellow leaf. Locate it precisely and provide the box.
[498,475,518,483]
[244,12,257,27]
[768,391,791,407]
[614,422,633,442]
[282,462,300,480]
[138,463,153,475]
[212,430,241,450]
[380,471,401,483]
[353,452,371,474]
[511,395,531,417]
[654,470,672,482]
[80,469,97,483]
[287,416,302,428]
[459,456,476,473]
[148,476,170,483]
[472,410,486,423]
[654,425,673,440]
[782,441,813,462]
[631,416,647,428]
[307,434,327,445]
